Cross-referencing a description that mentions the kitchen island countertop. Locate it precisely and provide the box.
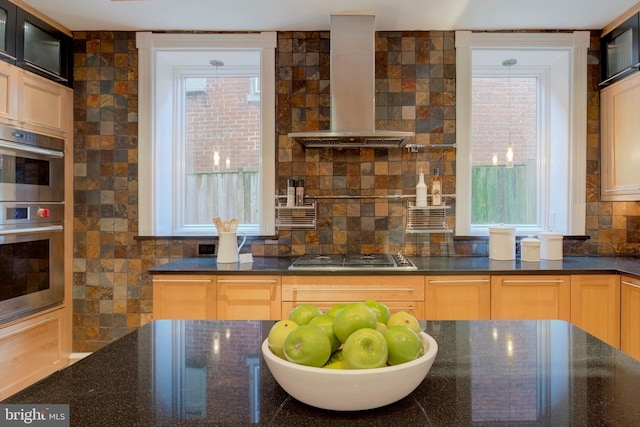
[4,319,640,426]
[148,255,640,277]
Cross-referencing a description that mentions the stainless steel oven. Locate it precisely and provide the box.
[0,124,64,202]
[0,201,64,324]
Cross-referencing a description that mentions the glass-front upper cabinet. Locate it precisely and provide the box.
[0,0,16,64]
[16,8,72,87]
[600,12,640,87]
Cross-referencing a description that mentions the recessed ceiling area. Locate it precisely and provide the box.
[17,0,640,32]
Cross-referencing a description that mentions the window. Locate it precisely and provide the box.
[136,32,276,236]
[455,31,590,236]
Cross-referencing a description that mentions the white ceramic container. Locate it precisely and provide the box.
[489,226,516,260]
[521,236,541,262]
[539,232,563,260]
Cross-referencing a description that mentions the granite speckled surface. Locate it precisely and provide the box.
[5,320,640,426]
[148,255,640,277]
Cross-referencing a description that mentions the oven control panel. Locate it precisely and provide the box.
[0,202,63,227]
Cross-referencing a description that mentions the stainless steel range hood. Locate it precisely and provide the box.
[288,14,414,149]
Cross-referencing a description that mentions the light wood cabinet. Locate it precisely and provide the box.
[491,275,571,321]
[600,72,640,201]
[19,71,71,137]
[0,60,19,125]
[0,62,70,136]
[571,274,620,348]
[621,275,640,359]
[0,308,65,400]
[217,276,281,320]
[281,275,425,318]
[425,275,491,320]
[152,275,216,320]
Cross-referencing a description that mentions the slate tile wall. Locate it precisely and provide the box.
[70,30,635,351]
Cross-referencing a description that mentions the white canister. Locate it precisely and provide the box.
[539,232,563,260]
[489,227,516,260]
[521,236,541,262]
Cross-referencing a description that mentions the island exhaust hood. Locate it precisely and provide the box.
[288,14,414,149]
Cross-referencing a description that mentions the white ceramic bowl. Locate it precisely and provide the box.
[261,331,438,411]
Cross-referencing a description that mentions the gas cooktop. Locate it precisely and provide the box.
[288,253,417,271]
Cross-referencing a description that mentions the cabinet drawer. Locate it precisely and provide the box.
[217,276,281,320]
[281,276,424,302]
[491,275,571,321]
[0,310,63,399]
[282,301,424,318]
[152,275,216,320]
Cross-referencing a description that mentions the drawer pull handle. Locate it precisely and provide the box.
[622,280,640,290]
[291,287,415,292]
[502,280,565,284]
[218,279,278,284]
[1,317,56,340]
[153,279,213,283]
[428,279,490,284]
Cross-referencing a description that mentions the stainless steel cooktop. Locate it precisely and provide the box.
[288,253,417,271]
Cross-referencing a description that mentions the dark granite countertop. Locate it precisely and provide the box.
[4,319,640,426]
[148,255,640,277]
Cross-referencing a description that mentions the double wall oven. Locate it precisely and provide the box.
[0,124,64,324]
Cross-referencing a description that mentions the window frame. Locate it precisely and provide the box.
[455,31,590,237]
[136,32,277,237]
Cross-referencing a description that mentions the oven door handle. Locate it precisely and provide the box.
[0,225,63,235]
[0,140,64,158]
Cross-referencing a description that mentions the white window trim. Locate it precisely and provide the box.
[455,31,589,236]
[136,32,277,236]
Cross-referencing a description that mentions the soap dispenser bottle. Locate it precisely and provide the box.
[416,169,428,207]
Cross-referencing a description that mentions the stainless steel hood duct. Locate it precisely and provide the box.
[288,14,414,149]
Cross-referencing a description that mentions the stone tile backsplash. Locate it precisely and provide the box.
[71,29,637,351]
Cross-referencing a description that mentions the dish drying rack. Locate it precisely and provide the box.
[406,200,452,233]
[275,198,316,229]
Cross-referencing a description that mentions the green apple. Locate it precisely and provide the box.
[326,303,346,317]
[333,302,378,343]
[376,321,388,335]
[323,360,346,369]
[387,310,421,333]
[267,319,299,359]
[365,300,391,324]
[327,349,343,364]
[308,314,341,352]
[384,325,425,365]
[342,327,389,369]
[288,303,322,326]
[283,324,332,367]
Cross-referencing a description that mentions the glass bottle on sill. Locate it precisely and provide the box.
[431,168,442,206]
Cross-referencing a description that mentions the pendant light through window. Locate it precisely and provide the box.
[503,58,516,169]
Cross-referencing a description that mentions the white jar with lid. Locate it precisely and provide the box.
[489,226,516,260]
[521,235,541,262]
[539,232,563,260]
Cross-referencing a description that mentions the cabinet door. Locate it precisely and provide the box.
[621,275,640,360]
[601,72,640,201]
[571,275,620,348]
[491,275,570,321]
[281,276,425,318]
[0,60,19,125]
[216,276,281,320]
[19,71,70,137]
[426,275,491,320]
[152,275,216,320]
[0,308,64,399]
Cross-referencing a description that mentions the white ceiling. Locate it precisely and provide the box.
[18,0,640,32]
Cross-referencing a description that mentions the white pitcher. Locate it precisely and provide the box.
[216,232,247,263]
